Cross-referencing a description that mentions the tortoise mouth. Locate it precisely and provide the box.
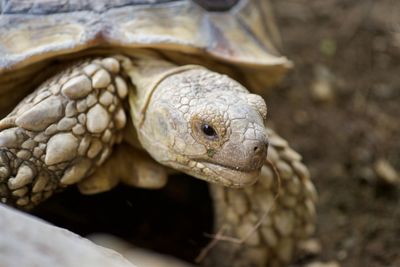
[196,161,261,187]
[164,158,261,188]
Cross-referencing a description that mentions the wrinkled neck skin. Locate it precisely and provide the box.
[123,55,269,188]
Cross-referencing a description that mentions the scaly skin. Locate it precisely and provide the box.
[0,57,128,208]
[0,55,316,267]
[204,129,317,267]
[127,58,269,187]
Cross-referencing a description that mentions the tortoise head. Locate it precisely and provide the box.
[135,67,269,187]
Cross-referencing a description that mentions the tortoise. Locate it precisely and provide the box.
[0,0,317,266]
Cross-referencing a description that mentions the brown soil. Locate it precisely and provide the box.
[270,1,400,266]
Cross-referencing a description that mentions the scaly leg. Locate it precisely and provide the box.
[78,145,168,195]
[201,129,317,267]
[0,57,129,209]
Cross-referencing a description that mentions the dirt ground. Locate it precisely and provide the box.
[31,1,400,267]
[270,0,400,266]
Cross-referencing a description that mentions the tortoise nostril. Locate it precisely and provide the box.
[250,141,267,158]
[254,145,265,155]
[253,141,268,156]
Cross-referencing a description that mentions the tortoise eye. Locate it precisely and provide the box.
[193,0,239,11]
[191,114,227,146]
[201,124,218,138]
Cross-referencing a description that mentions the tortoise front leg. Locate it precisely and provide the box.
[0,57,129,209]
[202,129,317,267]
[77,145,168,195]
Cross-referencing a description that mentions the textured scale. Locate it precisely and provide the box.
[0,0,176,14]
[203,129,317,267]
[0,57,128,208]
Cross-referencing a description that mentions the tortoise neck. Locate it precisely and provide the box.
[120,55,204,128]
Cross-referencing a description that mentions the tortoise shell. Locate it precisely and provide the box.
[0,0,292,116]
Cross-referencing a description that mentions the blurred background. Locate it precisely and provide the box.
[31,1,400,267]
[268,0,400,266]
